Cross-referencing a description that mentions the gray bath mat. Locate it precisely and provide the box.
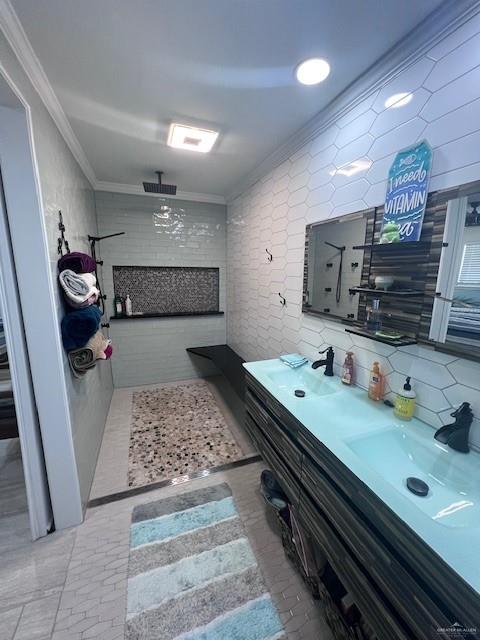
[125,483,286,640]
[128,382,243,487]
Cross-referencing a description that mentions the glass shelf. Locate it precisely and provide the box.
[345,325,417,347]
[349,287,424,297]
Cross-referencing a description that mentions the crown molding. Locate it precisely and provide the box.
[0,0,97,187]
[227,0,480,202]
[95,180,226,205]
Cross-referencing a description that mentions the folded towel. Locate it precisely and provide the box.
[59,270,99,307]
[61,305,102,351]
[67,331,112,377]
[66,290,100,310]
[280,353,308,368]
[86,331,112,361]
[58,251,97,274]
[67,348,96,378]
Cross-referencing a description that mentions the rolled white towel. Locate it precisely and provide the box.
[59,270,99,306]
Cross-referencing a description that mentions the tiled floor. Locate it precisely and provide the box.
[51,461,333,640]
[91,376,255,499]
[0,377,333,640]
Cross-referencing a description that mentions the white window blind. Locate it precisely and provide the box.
[458,242,480,285]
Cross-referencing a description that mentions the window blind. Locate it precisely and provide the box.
[458,242,480,285]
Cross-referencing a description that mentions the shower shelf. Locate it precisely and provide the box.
[110,311,224,320]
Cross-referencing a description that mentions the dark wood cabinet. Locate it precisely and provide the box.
[246,372,477,640]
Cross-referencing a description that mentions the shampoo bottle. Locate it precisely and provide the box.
[341,352,355,385]
[394,376,416,420]
[368,361,384,401]
[125,294,133,316]
[114,295,123,316]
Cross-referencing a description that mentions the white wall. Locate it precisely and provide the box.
[0,30,113,511]
[95,191,227,387]
[227,9,480,447]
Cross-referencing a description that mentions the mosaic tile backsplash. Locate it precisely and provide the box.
[113,265,219,314]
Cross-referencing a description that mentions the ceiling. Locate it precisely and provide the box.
[12,0,445,197]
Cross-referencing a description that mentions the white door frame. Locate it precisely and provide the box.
[0,68,83,531]
[0,177,52,538]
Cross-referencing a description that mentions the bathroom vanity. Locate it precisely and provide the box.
[244,359,479,640]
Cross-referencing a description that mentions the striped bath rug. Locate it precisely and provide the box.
[126,483,286,640]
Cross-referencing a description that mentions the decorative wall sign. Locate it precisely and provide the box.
[380,140,432,243]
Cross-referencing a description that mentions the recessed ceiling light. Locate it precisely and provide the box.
[295,58,330,85]
[384,92,413,109]
[167,123,219,153]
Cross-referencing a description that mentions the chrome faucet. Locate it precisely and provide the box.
[434,402,473,453]
[312,346,335,376]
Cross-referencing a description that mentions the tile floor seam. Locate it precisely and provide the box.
[10,605,24,640]
[48,528,80,639]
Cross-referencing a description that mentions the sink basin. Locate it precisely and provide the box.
[347,426,480,528]
[265,366,338,399]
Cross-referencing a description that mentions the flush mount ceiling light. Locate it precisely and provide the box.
[295,58,330,85]
[167,123,219,153]
[384,92,413,109]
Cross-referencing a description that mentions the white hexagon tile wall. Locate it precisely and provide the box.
[226,10,480,448]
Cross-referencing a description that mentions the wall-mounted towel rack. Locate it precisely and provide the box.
[57,210,70,255]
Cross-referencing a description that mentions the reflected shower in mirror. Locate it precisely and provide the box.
[303,212,367,321]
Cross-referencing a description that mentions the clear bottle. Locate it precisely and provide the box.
[341,351,355,385]
[114,295,123,316]
[125,294,133,316]
[368,361,384,401]
[366,298,382,332]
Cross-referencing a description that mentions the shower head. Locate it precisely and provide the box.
[143,171,177,195]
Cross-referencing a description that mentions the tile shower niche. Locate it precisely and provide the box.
[112,265,221,317]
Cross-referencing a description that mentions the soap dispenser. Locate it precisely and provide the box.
[368,362,384,401]
[394,376,416,420]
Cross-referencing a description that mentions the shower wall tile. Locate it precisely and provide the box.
[96,192,227,387]
[0,29,113,509]
[226,10,480,449]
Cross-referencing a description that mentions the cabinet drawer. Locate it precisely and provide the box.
[246,412,301,506]
[302,456,452,639]
[246,389,302,477]
[299,489,409,640]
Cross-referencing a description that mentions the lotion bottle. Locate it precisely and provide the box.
[368,361,384,401]
[341,352,355,385]
[394,376,416,420]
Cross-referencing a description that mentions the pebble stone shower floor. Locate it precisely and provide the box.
[128,381,244,487]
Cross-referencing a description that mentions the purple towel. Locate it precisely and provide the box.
[58,251,96,274]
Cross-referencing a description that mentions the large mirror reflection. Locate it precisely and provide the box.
[303,212,367,321]
[431,193,480,349]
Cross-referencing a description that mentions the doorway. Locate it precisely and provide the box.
[0,171,52,539]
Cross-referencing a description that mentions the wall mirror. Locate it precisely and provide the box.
[430,192,480,355]
[303,212,368,322]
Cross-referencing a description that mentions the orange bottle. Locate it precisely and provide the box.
[368,361,384,401]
